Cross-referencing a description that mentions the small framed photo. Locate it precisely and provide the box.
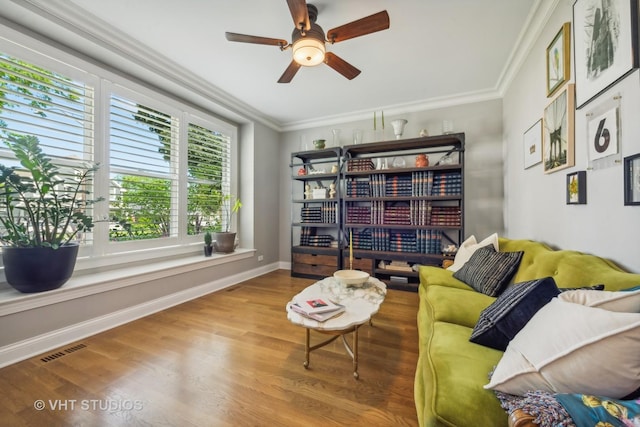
[624,153,640,205]
[523,119,542,169]
[547,22,571,97]
[543,84,575,174]
[566,171,587,204]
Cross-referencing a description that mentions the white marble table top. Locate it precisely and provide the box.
[286,276,387,331]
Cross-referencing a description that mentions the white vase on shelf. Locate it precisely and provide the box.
[391,119,408,140]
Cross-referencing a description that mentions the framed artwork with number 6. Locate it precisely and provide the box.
[587,104,619,162]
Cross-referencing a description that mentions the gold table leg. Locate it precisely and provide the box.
[303,324,361,379]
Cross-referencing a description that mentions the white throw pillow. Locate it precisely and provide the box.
[485,298,640,398]
[447,233,499,272]
[558,287,640,312]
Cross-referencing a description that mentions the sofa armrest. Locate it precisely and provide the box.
[509,409,538,427]
[419,265,473,291]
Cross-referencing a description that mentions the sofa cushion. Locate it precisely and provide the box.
[416,320,507,427]
[556,393,640,426]
[470,277,559,351]
[558,286,640,312]
[485,299,640,398]
[453,246,523,297]
[447,233,499,272]
[426,284,496,329]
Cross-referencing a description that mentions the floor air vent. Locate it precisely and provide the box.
[40,343,87,363]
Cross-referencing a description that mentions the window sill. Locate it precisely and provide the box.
[0,248,255,316]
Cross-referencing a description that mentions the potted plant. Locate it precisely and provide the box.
[0,134,102,293]
[213,194,242,253]
[203,231,213,257]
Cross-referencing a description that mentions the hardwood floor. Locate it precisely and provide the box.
[0,270,420,426]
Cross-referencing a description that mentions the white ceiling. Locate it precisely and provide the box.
[0,0,543,130]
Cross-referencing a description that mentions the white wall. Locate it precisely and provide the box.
[503,2,640,272]
[279,99,506,264]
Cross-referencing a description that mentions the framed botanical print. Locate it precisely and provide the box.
[547,22,571,97]
[523,119,543,169]
[567,171,587,204]
[624,153,640,205]
[573,0,640,109]
[543,84,575,174]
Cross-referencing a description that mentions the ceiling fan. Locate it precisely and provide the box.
[225,0,390,83]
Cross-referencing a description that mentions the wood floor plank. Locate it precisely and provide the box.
[0,270,419,426]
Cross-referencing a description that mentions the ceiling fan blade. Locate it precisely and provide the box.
[225,32,288,47]
[287,0,310,31]
[324,52,361,80]
[327,11,390,43]
[278,60,302,83]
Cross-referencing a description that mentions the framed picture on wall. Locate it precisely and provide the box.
[547,22,571,97]
[523,119,543,169]
[543,84,575,174]
[573,0,640,109]
[624,153,640,205]
[566,171,587,204]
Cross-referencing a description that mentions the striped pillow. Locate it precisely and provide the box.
[453,246,523,297]
[470,277,560,350]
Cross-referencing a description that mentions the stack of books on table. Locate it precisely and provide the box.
[289,296,346,322]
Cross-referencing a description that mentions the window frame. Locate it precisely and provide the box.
[0,35,239,272]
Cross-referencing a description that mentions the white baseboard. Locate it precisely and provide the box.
[0,262,280,368]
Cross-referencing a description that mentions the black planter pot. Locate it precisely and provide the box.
[204,244,213,257]
[2,244,79,293]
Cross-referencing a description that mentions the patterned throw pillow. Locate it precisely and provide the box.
[453,246,523,297]
[556,394,640,426]
[470,277,559,350]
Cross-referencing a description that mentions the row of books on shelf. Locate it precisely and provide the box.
[300,203,337,224]
[346,202,461,226]
[349,229,444,254]
[299,227,333,247]
[289,296,345,322]
[347,158,375,172]
[346,171,462,198]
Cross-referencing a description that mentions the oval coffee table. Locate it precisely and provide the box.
[286,276,387,379]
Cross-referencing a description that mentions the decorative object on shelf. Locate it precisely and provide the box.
[312,187,328,199]
[566,171,587,204]
[353,129,363,144]
[204,231,213,257]
[573,0,639,108]
[391,157,406,168]
[304,184,312,199]
[213,194,242,253]
[329,183,336,199]
[415,153,429,167]
[391,119,408,139]
[436,152,455,165]
[523,119,543,169]
[623,153,640,205]
[297,167,307,176]
[373,110,385,140]
[442,120,454,134]
[308,168,327,174]
[331,164,338,173]
[313,139,326,149]
[419,128,429,137]
[0,134,103,293]
[543,84,575,174]
[546,22,571,97]
[442,244,458,255]
[331,129,341,147]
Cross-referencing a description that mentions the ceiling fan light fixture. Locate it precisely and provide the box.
[292,36,325,66]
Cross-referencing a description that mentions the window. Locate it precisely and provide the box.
[0,47,237,262]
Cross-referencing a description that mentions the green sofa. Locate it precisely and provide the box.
[414,238,640,427]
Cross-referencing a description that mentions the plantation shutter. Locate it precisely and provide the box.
[186,122,232,235]
[0,52,96,245]
[109,94,178,242]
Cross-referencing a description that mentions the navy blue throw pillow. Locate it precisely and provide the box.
[470,277,560,351]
